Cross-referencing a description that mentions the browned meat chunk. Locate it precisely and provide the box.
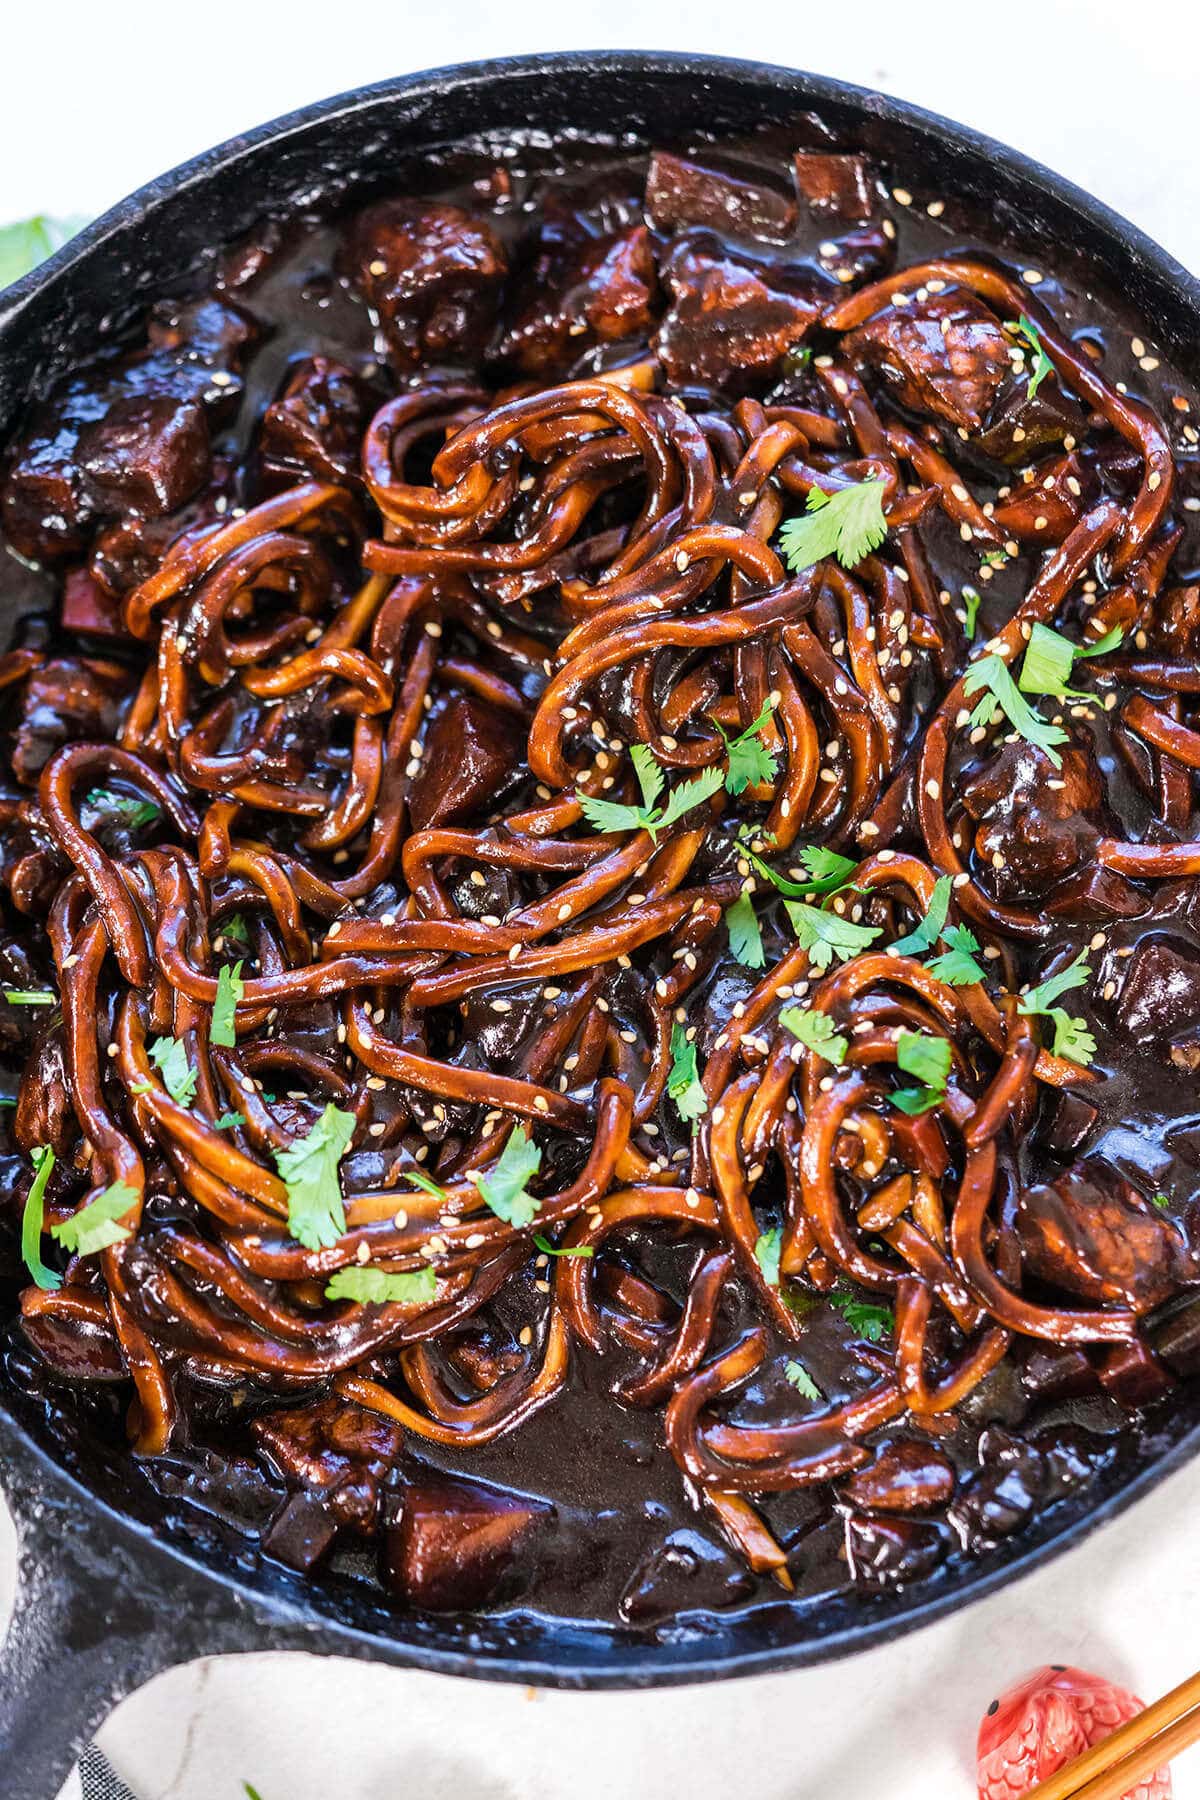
[76,393,210,516]
[793,151,876,221]
[974,372,1086,465]
[251,1394,402,1531]
[655,237,823,386]
[406,693,525,831]
[259,356,369,486]
[1016,1159,1184,1311]
[1155,583,1200,656]
[496,226,658,374]
[16,1017,75,1159]
[846,290,1010,431]
[1112,935,1200,1061]
[11,656,134,785]
[645,151,795,241]
[384,1474,550,1610]
[1037,1090,1100,1158]
[841,1439,956,1513]
[620,1529,754,1622]
[844,1513,945,1588]
[341,200,507,367]
[960,736,1105,900]
[145,295,257,372]
[992,452,1089,544]
[60,567,128,640]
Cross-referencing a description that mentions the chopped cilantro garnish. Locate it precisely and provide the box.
[52,1180,137,1256]
[829,1288,893,1343]
[961,585,982,640]
[778,477,889,572]
[577,744,723,843]
[754,1226,782,1287]
[980,549,1008,571]
[962,653,1069,769]
[925,923,987,986]
[1019,954,1096,1067]
[325,1265,438,1305]
[222,914,250,947]
[1020,953,1090,1014]
[3,989,56,1006]
[1019,621,1124,701]
[890,875,952,958]
[211,959,244,1048]
[892,1028,952,1114]
[1006,314,1055,399]
[21,1145,60,1290]
[213,1110,244,1131]
[474,1126,542,1226]
[713,700,779,796]
[147,1035,197,1107]
[667,1021,707,1122]
[780,1005,847,1065]
[1152,1193,1171,1210]
[725,890,765,968]
[740,834,857,902]
[784,898,880,972]
[273,1104,355,1250]
[85,789,162,830]
[783,1359,822,1401]
[400,1166,449,1201]
[533,1233,594,1258]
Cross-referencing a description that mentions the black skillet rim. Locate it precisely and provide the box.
[1,49,1199,1697]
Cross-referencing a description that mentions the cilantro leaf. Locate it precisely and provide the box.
[325,1265,438,1305]
[962,653,1069,769]
[1077,625,1124,660]
[222,914,250,947]
[667,1021,707,1122]
[713,700,778,796]
[85,789,161,830]
[211,959,244,1048]
[1017,951,1098,1067]
[3,989,56,1006]
[401,1167,449,1200]
[1020,953,1090,1015]
[797,845,859,886]
[925,922,987,986]
[754,1226,782,1287]
[577,752,722,843]
[829,1288,893,1343]
[725,891,765,968]
[783,1359,822,1401]
[1152,1193,1171,1210]
[739,834,857,901]
[1047,1009,1097,1066]
[52,1180,138,1256]
[533,1233,594,1258]
[893,1028,952,1113]
[784,898,880,971]
[890,875,952,957]
[780,1005,847,1065]
[273,1105,355,1250]
[778,478,889,572]
[1006,314,1055,399]
[148,1035,198,1107]
[21,1145,60,1291]
[962,585,982,641]
[0,214,88,287]
[213,1110,244,1130]
[474,1125,542,1226]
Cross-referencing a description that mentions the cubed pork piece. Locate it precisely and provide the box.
[384,1473,550,1610]
[11,656,135,785]
[259,355,369,485]
[1112,934,1200,1068]
[1016,1159,1185,1311]
[341,199,507,368]
[655,235,823,386]
[251,1394,403,1532]
[406,693,526,831]
[959,735,1105,901]
[792,151,877,222]
[645,151,795,241]
[496,226,657,374]
[845,289,1010,432]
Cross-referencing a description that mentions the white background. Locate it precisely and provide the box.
[3,2,1200,1794]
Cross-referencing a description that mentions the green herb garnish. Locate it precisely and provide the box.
[783,1359,822,1400]
[273,1104,355,1249]
[21,1145,60,1290]
[3,989,56,1007]
[725,891,765,968]
[784,899,880,972]
[222,914,250,947]
[211,959,244,1048]
[1018,954,1096,1067]
[1019,621,1124,701]
[780,1005,847,1065]
[829,1288,893,1343]
[147,1035,197,1107]
[925,923,987,986]
[577,744,723,843]
[533,1233,594,1258]
[325,1265,437,1305]
[52,1179,137,1256]
[1006,314,1054,399]
[713,700,778,796]
[962,585,982,641]
[85,789,161,830]
[401,1167,450,1200]
[778,478,889,572]
[213,1110,244,1130]
[754,1226,782,1287]
[892,1028,952,1114]
[474,1125,542,1226]
[667,1021,707,1122]
[962,653,1069,769]
[890,875,952,958]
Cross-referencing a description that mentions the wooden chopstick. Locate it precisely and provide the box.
[1022,1667,1200,1798]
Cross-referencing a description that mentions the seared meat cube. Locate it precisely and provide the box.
[60,566,128,640]
[1016,1159,1184,1312]
[15,1017,75,1159]
[844,1513,945,1588]
[845,289,1010,432]
[406,693,525,831]
[840,1439,956,1513]
[76,393,209,516]
[341,199,507,368]
[1038,1089,1100,1159]
[259,355,368,485]
[1155,583,1200,656]
[1112,934,1200,1059]
[792,151,876,222]
[252,1394,402,1532]
[145,294,257,373]
[11,656,134,785]
[960,736,1105,900]
[644,151,795,241]
[496,226,657,374]
[620,1529,754,1622]
[992,451,1089,545]
[974,370,1086,465]
[385,1473,550,1610]
[655,235,823,386]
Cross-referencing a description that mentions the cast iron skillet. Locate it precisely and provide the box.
[2,50,1200,1800]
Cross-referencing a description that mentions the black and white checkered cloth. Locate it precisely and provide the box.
[78,1744,138,1800]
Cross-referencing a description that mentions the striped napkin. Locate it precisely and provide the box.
[78,1745,138,1800]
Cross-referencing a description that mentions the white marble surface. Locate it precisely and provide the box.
[3,1,1200,1793]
